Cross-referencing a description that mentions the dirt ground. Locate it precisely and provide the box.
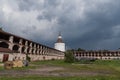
[0,65,112,77]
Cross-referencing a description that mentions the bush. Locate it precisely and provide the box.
[64,50,75,63]
[77,58,97,64]
[26,55,31,62]
[51,58,55,61]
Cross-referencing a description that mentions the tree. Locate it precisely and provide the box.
[26,54,31,62]
[77,48,85,51]
[64,50,75,63]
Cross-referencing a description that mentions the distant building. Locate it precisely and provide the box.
[73,50,120,60]
[54,33,65,52]
[0,29,64,62]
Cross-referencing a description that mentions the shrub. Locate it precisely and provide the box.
[51,58,55,61]
[64,50,75,63]
[26,54,31,62]
[77,58,97,64]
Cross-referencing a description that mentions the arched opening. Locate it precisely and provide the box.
[0,33,10,41]
[14,37,20,44]
[22,47,25,53]
[3,54,9,62]
[32,49,34,54]
[0,42,9,48]
[27,48,30,54]
[13,45,19,51]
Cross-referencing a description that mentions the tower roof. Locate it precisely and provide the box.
[56,33,64,43]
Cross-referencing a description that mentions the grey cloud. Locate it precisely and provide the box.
[0,0,120,50]
[56,0,120,50]
[18,0,42,11]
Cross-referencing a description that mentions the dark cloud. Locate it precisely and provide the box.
[18,0,43,11]
[0,0,120,50]
[55,0,120,50]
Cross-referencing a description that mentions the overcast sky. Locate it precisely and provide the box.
[0,0,120,50]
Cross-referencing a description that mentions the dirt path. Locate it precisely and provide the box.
[0,66,64,76]
[0,65,112,77]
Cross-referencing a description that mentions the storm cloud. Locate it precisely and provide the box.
[0,0,120,50]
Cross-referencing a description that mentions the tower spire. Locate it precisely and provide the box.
[59,31,61,36]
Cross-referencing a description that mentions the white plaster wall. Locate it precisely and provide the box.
[13,53,26,60]
[29,54,64,61]
[0,54,3,62]
[0,53,14,62]
[55,43,65,52]
[0,53,64,62]
[8,54,14,61]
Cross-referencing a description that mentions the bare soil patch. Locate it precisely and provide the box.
[0,65,113,77]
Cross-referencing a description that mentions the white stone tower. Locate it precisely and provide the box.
[54,33,65,52]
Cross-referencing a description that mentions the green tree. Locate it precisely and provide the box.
[77,48,85,51]
[64,50,75,63]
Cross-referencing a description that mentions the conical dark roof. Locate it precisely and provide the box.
[56,33,64,43]
[57,38,63,43]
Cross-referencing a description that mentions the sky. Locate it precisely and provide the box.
[0,0,120,50]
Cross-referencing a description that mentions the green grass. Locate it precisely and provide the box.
[0,76,120,80]
[31,60,69,65]
[0,63,4,70]
[93,60,120,72]
[1,60,120,80]
[31,60,120,77]
[94,60,120,66]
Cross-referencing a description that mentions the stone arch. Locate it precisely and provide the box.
[13,45,19,51]
[0,42,9,48]
[32,49,34,54]
[27,48,30,54]
[21,47,25,53]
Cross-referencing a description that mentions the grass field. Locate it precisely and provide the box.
[0,76,120,80]
[0,60,120,80]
